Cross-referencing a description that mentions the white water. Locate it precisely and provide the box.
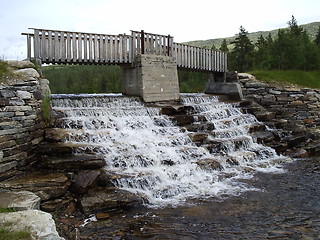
[51,93,290,207]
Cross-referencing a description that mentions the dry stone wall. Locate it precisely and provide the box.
[0,61,49,180]
[239,73,320,128]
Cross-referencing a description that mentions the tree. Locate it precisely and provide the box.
[229,26,254,72]
[314,26,320,46]
[219,39,229,52]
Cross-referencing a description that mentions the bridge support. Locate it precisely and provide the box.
[204,72,243,100]
[122,54,180,102]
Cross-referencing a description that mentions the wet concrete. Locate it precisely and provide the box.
[79,157,320,239]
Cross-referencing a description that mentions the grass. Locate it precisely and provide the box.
[0,229,32,240]
[0,208,32,240]
[0,61,9,83]
[249,70,320,89]
[0,208,16,213]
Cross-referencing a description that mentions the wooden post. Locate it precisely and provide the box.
[141,30,145,54]
[167,35,170,56]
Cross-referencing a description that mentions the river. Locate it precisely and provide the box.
[79,157,320,239]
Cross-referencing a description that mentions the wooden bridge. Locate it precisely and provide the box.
[22,28,227,73]
[22,28,230,102]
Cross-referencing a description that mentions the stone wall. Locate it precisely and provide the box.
[239,73,320,128]
[0,61,49,180]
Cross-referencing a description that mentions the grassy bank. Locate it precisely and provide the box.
[249,70,320,89]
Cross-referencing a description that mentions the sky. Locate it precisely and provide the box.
[0,0,319,60]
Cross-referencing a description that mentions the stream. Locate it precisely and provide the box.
[79,157,320,239]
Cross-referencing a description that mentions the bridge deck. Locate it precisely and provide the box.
[22,28,227,72]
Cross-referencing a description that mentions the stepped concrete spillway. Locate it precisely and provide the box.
[50,93,290,207]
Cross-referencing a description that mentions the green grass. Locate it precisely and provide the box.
[0,229,31,240]
[249,70,320,89]
[0,61,9,83]
[0,208,16,213]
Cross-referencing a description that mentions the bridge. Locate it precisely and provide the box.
[22,28,230,102]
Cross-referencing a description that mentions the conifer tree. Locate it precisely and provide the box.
[229,26,254,72]
[219,39,229,52]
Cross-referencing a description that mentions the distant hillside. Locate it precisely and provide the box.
[183,22,320,50]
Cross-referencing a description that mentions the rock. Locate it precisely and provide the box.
[16,90,32,99]
[13,68,40,79]
[5,60,35,69]
[254,111,276,121]
[188,133,208,142]
[80,187,143,214]
[45,128,78,142]
[41,198,73,213]
[170,115,194,126]
[284,148,308,158]
[205,82,243,100]
[245,82,269,88]
[250,131,275,143]
[0,209,64,240]
[0,191,41,210]
[70,170,102,195]
[40,154,106,170]
[226,71,239,83]
[196,158,223,171]
[1,172,70,201]
[238,73,255,80]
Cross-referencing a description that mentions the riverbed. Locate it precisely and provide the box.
[79,157,320,239]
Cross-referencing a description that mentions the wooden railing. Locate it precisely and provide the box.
[22,28,227,72]
[131,30,173,57]
[174,43,227,72]
[22,28,132,64]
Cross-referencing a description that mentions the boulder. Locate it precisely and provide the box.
[196,158,223,171]
[70,170,102,195]
[0,209,64,240]
[1,172,70,201]
[170,115,194,126]
[0,191,40,210]
[40,154,106,170]
[13,68,40,79]
[5,60,35,69]
[80,187,143,214]
[284,148,308,158]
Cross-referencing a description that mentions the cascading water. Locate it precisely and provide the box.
[51,93,290,207]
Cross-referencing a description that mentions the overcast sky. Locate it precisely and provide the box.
[1,0,319,60]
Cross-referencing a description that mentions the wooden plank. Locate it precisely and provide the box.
[34,30,40,61]
[61,31,66,62]
[101,35,106,62]
[41,30,47,61]
[89,34,93,62]
[72,32,77,62]
[78,33,83,63]
[66,33,71,62]
[47,31,52,61]
[94,34,99,62]
[83,33,88,62]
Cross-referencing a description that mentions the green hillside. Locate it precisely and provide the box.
[184,22,320,50]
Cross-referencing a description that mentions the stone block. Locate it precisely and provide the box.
[16,90,32,99]
[13,68,40,79]
[0,191,41,210]
[205,82,243,100]
[0,89,15,98]
[0,210,64,240]
[0,161,17,173]
[5,60,35,69]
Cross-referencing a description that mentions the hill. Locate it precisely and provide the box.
[183,22,320,50]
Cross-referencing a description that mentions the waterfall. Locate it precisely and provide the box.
[51,93,290,207]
